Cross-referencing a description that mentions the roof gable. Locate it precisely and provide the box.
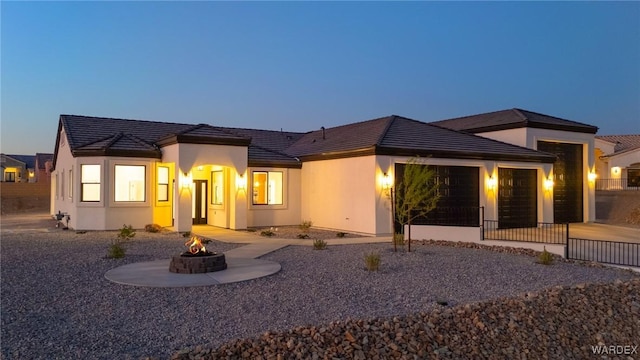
[431,108,598,134]
[596,134,640,156]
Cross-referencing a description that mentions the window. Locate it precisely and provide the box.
[81,165,101,202]
[68,169,73,199]
[60,170,65,198]
[115,165,145,202]
[211,170,224,205]
[157,166,169,202]
[629,168,640,188]
[252,171,283,205]
[5,171,16,182]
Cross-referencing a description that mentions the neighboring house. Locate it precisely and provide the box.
[50,110,596,235]
[432,108,598,224]
[0,154,35,182]
[34,153,54,183]
[594,135,640,190]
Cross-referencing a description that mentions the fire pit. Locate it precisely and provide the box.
[169,235,227,274]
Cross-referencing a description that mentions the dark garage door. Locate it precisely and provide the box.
[537,141,583,223]
[498,168,537,229]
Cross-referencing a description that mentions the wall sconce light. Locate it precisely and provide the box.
[236,173,247,191]
[588,172,597,182]
[180,171,192,189]
[544,177,554,192]
[382,172,393,190]
[486,176,497,192]
[611,167,621,176]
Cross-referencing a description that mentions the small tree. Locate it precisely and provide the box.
[394,157,440,252]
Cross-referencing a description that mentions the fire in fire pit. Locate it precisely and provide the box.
[169,235,227,273]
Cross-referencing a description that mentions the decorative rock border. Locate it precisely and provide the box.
[169,253,227,274]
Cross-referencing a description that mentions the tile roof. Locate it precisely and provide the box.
[56,113,562,169]
[35,153,53,169]
[596,134,640,156]
[5,154,35,168]
[286,115,557,163]
[431,108,598,134]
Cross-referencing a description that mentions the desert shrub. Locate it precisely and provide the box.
[364,251,381,271]
[297,233,310,239]
[393,233,405,246]
[336,232,346,238]
[299,220,313,233]
[145,224,162,233]
[118,224,136,241]
[261,229,275,237]
[107,244,126,259]
[313,238,327,250]
[538,247,554,265]
[108,224,135,259]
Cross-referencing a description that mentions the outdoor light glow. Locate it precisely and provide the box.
[236,173,246,191]
[486,176,497,191]
[180,172,192,189]
[588,172,597,182]
[382,172,393,189]
[544,178,554,191]
[612,167,621,176]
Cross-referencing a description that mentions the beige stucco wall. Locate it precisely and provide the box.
[247,167,302,227]
[301,156,378,235]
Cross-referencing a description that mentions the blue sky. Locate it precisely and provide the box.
[2,1,639,155]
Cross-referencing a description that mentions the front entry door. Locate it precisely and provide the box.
[192,180,208,225]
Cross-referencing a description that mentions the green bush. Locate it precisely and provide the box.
[393,233,405,246]
[118,224,136,240]
[108,224,135,259]
[538,247,554,265]
[299,220,313,233]
[144,224,162,233]
[107,244,126,259]
[313,238,327,250]
[261,229,275,237]
[364,251,381,271]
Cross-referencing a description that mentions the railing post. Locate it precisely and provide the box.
[564,223,569,259]
[480,206,484,240]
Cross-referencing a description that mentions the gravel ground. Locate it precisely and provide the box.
[1,228,638,360]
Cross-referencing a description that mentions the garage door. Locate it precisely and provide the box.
[498,168,537,229]
[537,141,583,223]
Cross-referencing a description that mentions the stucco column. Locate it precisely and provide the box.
[174,170,193,233]
[229,169,247,230]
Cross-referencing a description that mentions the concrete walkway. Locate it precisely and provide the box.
[105,226,391,288]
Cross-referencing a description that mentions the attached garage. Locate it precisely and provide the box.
[537,141,583,223]
[498,168,537,229]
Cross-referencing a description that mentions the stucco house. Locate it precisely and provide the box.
[1,154,35,182]
[594,135,640,190]
[50,109,598,235]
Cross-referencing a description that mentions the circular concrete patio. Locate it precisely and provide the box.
[105,257,281,287]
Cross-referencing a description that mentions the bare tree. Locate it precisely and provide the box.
[393,156,440,252]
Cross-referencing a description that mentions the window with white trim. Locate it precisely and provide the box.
[211,170,224,205]
[115,165,145,202]
[81,165,101,202]
[157,166,169,202]
[252,171,283,205]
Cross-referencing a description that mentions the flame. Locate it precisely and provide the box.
[185,235,206,254]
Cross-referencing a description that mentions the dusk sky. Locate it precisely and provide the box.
[1,1,639,155]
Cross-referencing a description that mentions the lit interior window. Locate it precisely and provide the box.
[252,171,283,205]
[211,170,224,205]
[115,165,145,202]
[157,166,169,202]
[81,164,101,202]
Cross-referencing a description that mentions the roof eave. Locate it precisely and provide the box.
[156,135,251,147]
[72,149,162,159]
[464,121,598,134]
[375,146,557,163]
[248,160,302,169]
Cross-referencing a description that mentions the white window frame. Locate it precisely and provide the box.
[157,166,169,202]
[250,168,287,209]
[80,164,101,203]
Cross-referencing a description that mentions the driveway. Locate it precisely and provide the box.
[569,223,640,243]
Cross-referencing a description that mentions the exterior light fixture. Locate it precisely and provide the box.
[486,176,497,192]
[236,173,247,191]
[544,177,554,191]
[180,172,192,189]
[382,172,393,189]
[612,167,621,176]
[588,172,597,182]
